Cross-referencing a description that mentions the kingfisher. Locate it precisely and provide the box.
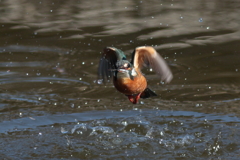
[98,46,173,104]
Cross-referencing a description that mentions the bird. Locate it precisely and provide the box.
[98,46,173,104]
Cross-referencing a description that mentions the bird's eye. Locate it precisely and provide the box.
[123,63,129,68]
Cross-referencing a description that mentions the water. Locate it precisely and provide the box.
[0,0,240,159]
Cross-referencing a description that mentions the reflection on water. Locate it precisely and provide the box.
[0,0,240,159]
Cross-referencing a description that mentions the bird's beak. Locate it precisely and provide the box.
[118,69,128,73]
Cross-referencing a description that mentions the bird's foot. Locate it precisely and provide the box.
[127,93,141,104]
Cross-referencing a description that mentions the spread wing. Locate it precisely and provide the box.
[131,46,173,83]
[98,47,126,81]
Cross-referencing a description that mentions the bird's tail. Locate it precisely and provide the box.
[140,88,157,99]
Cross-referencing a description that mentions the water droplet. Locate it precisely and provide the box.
[61,127,68,134]
[206,27,210,29]
[159,139,164,145]
[50,10,53,12]
[26,73,29,76]
[97,79,103,84]
[199,18,203,22]
[29,117,35,120]
[121,121,128,126]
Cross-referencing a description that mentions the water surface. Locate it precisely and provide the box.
[0,0,240,159]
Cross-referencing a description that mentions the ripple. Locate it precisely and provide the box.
[1,109,239,159]
[0,77,89,85]
[0,62,48,67]
[0,45,68,55]
[1,109,238,133]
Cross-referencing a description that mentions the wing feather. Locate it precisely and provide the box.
[98,47,126,81]
[132,46,173,83]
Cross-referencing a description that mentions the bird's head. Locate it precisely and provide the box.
[115,60,137,79]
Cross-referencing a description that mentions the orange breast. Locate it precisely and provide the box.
[113,72,147,95]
